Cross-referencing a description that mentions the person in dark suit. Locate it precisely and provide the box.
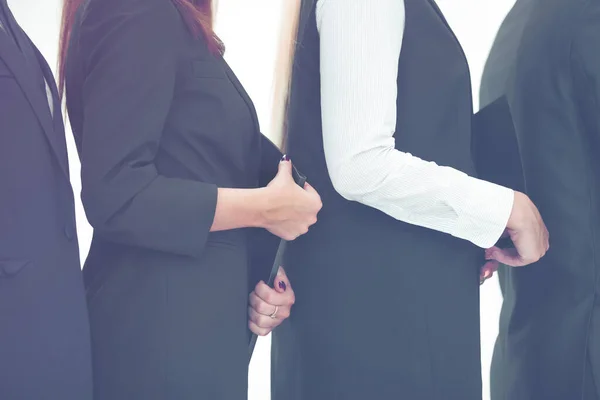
[482,0,600,399]
[479,2,534,397]
[0,1,93,398]
[58,0,322,398]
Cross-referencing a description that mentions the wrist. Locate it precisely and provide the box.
[506,191,527,232]
[248,187,274,229]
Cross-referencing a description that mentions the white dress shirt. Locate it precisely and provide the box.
[316,0,515,249]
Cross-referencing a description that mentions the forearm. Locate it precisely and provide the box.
[211,188,269,232]
[331,149,514,249]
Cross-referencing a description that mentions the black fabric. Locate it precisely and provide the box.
[0,3,47,96]
[472,95,524,192]
[65,0,283,398]
[0,2,15,44]
[480,0,535,110]
[482,0,600,399]
[479,4,533,396]
[0,3,92,399]
[585,354,599,400]
[271,0,485,399]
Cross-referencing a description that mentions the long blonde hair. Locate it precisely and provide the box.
[269,0,302,149]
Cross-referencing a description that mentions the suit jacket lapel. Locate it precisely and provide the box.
[0,29,69,178]
[31,37,66,134]
[221,61,261,135]
[32,39,69,174]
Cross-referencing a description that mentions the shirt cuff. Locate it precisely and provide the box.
[450,176,515,249]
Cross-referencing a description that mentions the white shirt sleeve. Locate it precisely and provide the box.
[316,0,514,249]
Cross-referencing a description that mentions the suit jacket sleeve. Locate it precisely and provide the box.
[77,0,217,258]
[572,1,600,132]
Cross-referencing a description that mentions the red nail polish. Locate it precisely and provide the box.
[278,281,287,291]
[281,154,290,162]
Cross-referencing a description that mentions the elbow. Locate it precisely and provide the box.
[326,142,396,202]
[328,161,371,202]
[79,162,140,233]
[328,151,393,203]
[330,171,358,201]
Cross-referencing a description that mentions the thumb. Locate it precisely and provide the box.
[277,155,293,177]
[275,267,290,293]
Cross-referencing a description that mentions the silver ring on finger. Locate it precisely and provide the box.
[269,305,279,319]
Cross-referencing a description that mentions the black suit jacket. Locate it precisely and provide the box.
[484,0,600,399]
[480,0,535,110]
[65,0,285,397]
[0,2,92,399]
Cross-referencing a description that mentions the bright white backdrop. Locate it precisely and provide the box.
[8,1,515,399]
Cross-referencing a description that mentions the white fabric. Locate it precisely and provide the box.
[316,0,514,248]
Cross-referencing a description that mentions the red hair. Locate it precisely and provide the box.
[57,0,223,100]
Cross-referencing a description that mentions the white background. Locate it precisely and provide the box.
[9,1,515,399]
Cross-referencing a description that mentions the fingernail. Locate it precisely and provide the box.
[278,281,287,291]
[281,154,290,162]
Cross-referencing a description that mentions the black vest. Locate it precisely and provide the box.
[272,1,485,399]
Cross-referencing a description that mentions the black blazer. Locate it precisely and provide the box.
[65,0,283,398]
[484,0,600,399]
[480,0,535,110]
[0,2,92,398]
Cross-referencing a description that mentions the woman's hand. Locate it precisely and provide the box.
[480,260,499,285]
[487,192,549,267]
[261,157,322,241]
[248,267,295,336]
